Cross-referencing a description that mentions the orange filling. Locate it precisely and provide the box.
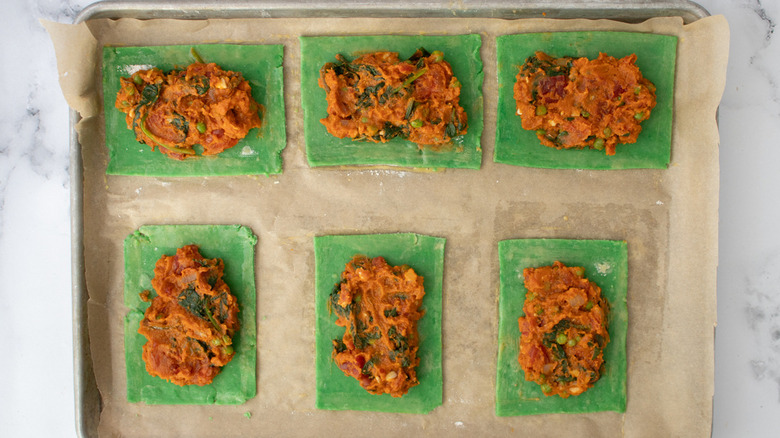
[514,51,656,155]
[329,255,425,397]
[115,62,262,160]
[138,245,239,386]
[518,261,610,397]
[319,49,467,147]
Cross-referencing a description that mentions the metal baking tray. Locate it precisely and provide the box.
[70,1,711,436]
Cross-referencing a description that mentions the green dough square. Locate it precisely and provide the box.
[300,35,483,169]
[102,44,286,176]
[496,239,628,416]
[124,224,257,405]
[314,233,445,413]
[494,32,677,169]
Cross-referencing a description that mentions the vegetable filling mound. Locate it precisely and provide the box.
[518,261,610,398]
[514,51,656,156]
[329,255,425,397]
[138,245,240,386]
[318,48,467,147]
[115,61,262,160]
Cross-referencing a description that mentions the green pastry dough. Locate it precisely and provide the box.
[314,233,445,413]
[494,31,677,169]
[300,35,483,169]
[103,44,286,176]
[496,238,627,416]
[124,224,257,405]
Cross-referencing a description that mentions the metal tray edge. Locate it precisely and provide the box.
[74,0,710,24]
[71,108,101,438]
[69,1,712,437]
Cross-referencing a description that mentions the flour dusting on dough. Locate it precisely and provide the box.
[595,262,612,275]
[123,64,154,75]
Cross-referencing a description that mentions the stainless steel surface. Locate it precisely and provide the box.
[70,1,710,436]
[71,110,100,438]
[76,0,710,22]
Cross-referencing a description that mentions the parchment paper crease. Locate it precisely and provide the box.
[45,14,728,437]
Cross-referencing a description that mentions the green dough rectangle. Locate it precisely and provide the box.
[496,238,628,416]
[300,35,483,169]
[494,32,677,169]
[103,44,286,176]
[314,233,445,413]
[124,224,257,405]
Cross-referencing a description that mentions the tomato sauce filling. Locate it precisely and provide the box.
[518,261,610,397]
[115,62,262,160]
[138,245,240,386]
[514,51,656,156]
[318,48,467,147]
[329,255,425,397]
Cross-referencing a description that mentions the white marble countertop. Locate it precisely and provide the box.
[1,0,777,436]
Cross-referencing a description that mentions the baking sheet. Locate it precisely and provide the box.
[46,4,727,437]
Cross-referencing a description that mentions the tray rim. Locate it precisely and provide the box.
[69,1,711,437]
[74,0,710,23]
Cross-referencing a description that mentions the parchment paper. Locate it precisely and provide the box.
[45,14,728,437]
